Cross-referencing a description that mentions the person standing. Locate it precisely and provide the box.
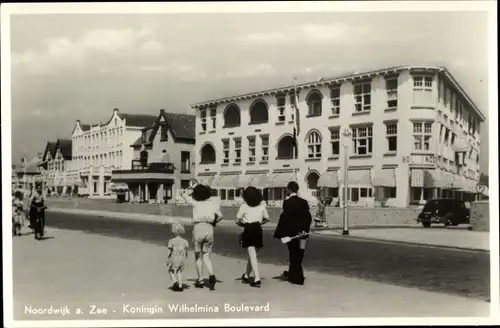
[12,191,24,236]
[182,184,223,290]
[314,197,327,228]
[166,223,189,292]
[23,184,33,230]
[274,181,312,285]
[236,187,270,288]
[29,182,47,240]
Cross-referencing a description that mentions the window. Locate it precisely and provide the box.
[220,189,227,200]
[384,187,397,198]
[222,140,230,164]
[160,124,168,141]
[354,82,371,112]
[352,126,373,155]
[307,90,322,116]
[261,135,269,161]
[181,151,190,173]
[386,77,398,108]
[413,75,433,104]
[180,180,190,189]
[210,108,217,130]
[321,187,339,198]
[307,131,322,159]
[329,87,340,116]
[330,128,340,156]
[200,143,216,164]
[234,138,242,164]
[200,109,207,132]
[211,188,218,197]
[228,189,235,200]
[413,122,432,151]
[443,87,449,106]
[248,136,256,163]
[277,96,286,122]
[249,100,269,124]
[385,123,397,152]
[223,105,241,127]
[289,93,297,121]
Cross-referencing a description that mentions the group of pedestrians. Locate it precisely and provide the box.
[164,180,312,292]
[11,182,47,240]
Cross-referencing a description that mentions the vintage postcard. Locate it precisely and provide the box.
[1,1,498,327]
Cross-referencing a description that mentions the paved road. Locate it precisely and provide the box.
[12,228,490,321]
[46,212,490,301]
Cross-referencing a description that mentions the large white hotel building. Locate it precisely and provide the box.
[191,66,485,208]
[70,108,156,198]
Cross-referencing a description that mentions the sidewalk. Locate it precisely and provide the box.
[47,208,490,252]
[12,227,490,320]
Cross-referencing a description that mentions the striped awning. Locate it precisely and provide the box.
[372,168,396,187]
[411,169,446,188]
[267,172,295,188]
[197,175,216,186]
[212,175,239,188]
[317,171,340,188]
[343,169,372,186]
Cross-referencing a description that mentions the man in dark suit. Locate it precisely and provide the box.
[274,181,312,285]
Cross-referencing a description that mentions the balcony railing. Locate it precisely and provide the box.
[129,160,175,174]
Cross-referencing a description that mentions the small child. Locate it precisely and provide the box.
[166,223,189,292]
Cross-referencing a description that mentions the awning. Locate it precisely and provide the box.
[111,171,175,184]
[372,169,396,187]
[212,175,239,188]
[235,173,268,189]
[250,173,270,189]
[411,169,447,188]
[267,172,295,188]
[317,171,340,188]
[344,169,372,186]
[109,182,129,192]
[196,175,216,186]
[453,137,469,152]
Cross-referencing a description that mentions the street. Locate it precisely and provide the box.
[12,223,489,321]
[43,211,489,300]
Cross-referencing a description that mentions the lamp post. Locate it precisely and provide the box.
[342,128,352,236]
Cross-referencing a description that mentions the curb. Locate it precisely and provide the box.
[313,230,489,254]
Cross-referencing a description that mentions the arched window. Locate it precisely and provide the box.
[200,143,216,164]
[249,99,269,124]
[223,104,241,127]
[306,171,320,190]
[277,135,297,159]
[306,90,323,116]
[306,130,322,159]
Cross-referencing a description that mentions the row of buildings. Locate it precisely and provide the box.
[13,65,487,207]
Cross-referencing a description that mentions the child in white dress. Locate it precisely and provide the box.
[166,223,189,292]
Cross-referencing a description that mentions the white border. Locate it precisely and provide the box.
[1,1,498,327]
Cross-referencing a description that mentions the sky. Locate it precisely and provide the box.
[8,10,491,173]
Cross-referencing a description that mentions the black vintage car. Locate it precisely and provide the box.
[417,198,470,227]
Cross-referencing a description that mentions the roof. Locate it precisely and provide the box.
[118,113,157,128]
[190,65,485,121]
[56,139,72,160]
[148,110,195,142]
[80,124,91,131]
[42,141,57,161]
[130,110,195,147]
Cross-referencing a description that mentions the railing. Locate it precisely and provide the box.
[128,160,175,174]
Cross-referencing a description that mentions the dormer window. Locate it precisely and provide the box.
[160,124,168,142]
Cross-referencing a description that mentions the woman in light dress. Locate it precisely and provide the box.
[236,187,270,288]
[182,184,223,290]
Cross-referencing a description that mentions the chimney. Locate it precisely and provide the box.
[76,119,81,125]
[113,108,119,115]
